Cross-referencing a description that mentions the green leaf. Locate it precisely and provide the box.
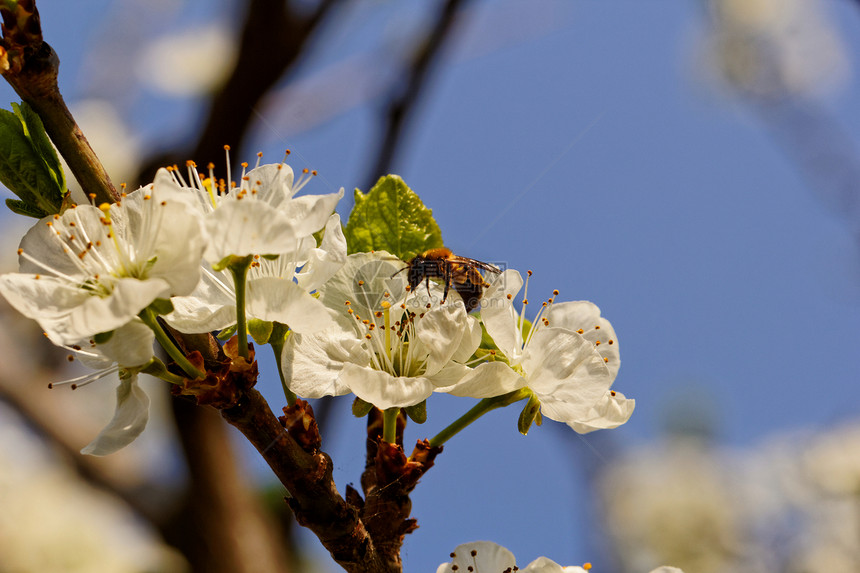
[0,101,66,218]
[344,175,443,260]
[0,108,41,201]
[5,198,46,218]
[14,102,65,196]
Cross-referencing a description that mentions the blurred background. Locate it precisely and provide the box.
[2,0,860,571]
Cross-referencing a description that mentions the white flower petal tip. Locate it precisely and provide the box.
[296,213,348,292]
[543,300,620,379]
[80,375,150,456]
[341,363,435,409]
[436,541,516,573]
[568,390,635,434]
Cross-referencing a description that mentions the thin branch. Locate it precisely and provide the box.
[363,0,470,190]
[0,0,118,203]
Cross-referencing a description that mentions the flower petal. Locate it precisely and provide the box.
[280,190,344,238]
[94,320,155,367]
[204,198,303,261]
[138,197,206,296]
[247,276,334,333]
[282,324,368,398]
[0,273,90,335]
[436,542,517,573]
[479,269,524,361]
[80,375,150,456]
[16,207,101,277]
[545,301,620,379]
[0,274,169,344]
[416,303,469,375]
[521,556,568,573]
[427,362,471,389]
[522,327,613,424]
[64,277,171,342]
[451,314,483,363]
[341,362,434,409]
[320,251,407,319]
[243,163,296,206]
[296,213,347,292]
[439,361,525,398]
[165,269,238,333]
[568,390,635,434]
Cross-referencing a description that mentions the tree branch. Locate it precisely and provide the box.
[220,389,390,573]
[363,0,470,190]
[0,0,118,203]
[137,0,342,183]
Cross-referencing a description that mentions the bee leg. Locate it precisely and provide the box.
[425,277,433,301]
[442,264,451,303]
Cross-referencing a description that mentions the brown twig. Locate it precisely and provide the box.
[0,0,118,203]
[220,389,390,573]
[137,0,342,184]
[356,409,441,571]
[363,0,470,190]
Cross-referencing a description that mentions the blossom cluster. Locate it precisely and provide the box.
[0,159,634,455]
[437,541,683,573]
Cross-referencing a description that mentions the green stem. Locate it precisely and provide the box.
[270,322,297,406]
[139,308,205,380]
[228,256,253,360]
[382,408,400,444]
[428,389,531,448]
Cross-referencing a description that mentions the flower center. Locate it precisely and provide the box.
[345,296,429,379]
[16,196,168,297]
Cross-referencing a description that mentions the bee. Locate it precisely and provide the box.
[397,247,501,312]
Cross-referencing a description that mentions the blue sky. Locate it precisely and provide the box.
[2,1,860,570]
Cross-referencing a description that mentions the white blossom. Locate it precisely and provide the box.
[282,252,480,408]
[443,270,629,431]
[0,182,204,348]
[437,541,683,573]
[163,162,344,334]
[52,321,157,456]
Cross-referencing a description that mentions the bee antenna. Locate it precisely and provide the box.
[390,265,409,278]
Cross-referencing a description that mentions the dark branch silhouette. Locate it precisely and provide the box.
[137,0,342,184]
[364,0,471,190]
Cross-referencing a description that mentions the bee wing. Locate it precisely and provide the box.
[449,256,501,274]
